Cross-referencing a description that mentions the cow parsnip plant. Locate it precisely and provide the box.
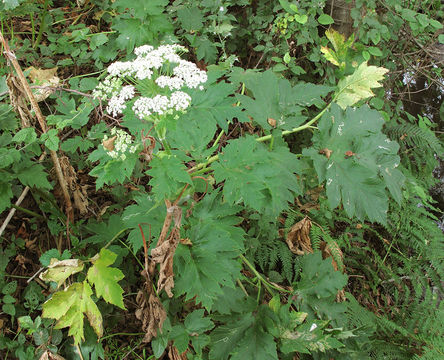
[34,43,396,358]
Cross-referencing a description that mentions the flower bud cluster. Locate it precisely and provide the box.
[103,127,137,161]
[93,44,207,120]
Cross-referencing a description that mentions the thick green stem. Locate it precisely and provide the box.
[188,101,332,175]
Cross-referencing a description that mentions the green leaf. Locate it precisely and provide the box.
[367,46,383,57]
[318,14,334,25]
[87,248,125,309]
[238,70,332,131]
[438,34,444,44]
[148,154,192,201]
[2,303,15,316]
[303,105,404,223]
[177,6,204,31]
[122,194,165,252]
[293,252,347,320]
[2,281,17,294]
[0,182,13,214]
[213,136,302,217]
[61,136,94,153]
[42,282,103,345]
[294,14,308,24]
[2,0,20,10]
[174,191,245,310]
[12,128,37,144]
[40,259,84,288]
[210,307,278,360]
[14,162,52,190]
[184,309,214,333]
[84,214,125,246]
[42,129,60,151]
[335,61,388,109]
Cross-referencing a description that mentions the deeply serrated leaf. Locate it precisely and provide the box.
[303,105,404,223]
[42,282,103,345]
[174,192,245,310]
[335,62,388,109]
[148,154,192,201]
[87,248,125,309]
[213,136,302,217]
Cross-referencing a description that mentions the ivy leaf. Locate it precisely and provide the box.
[40,259,84,288]
[335,62,388,109]
[148,154,192,201]
[303,105,404,223]
[213,136,302,217]
[87,248,125,309]
[174,191,245,310]
[42,282,103,345]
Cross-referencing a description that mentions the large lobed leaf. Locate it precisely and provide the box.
[213,136,302,218]
[303,104,404,223]
[237,70,333,131]
[174,191,245,310]
[87,248,125,309]
[42,282,103,345]
[335,62,388,109]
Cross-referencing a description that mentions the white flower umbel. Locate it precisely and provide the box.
[103,127,137,160]
[93,44,207,120]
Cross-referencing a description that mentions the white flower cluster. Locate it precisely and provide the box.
[103,127,137,160]
[93,44,207,120]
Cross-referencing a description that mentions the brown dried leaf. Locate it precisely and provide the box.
[73,186,88,215]
[180,238,192,246]
[267,117,277,127]
[26,66,60,102]
[320,240,344,272]
[39,350,66,360]
[102,136,117,151]
[151,206,182,297]
[319,148,333,159]
[286,217,313,255]
[168,344,188,360]
[136,270,167,343]
[7,74,33,128]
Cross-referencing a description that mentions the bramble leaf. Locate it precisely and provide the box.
[213,136,302,217]
[304,105,404,223]
[335,62,388,109]
[87,248,125,309]
[42,282,103,345]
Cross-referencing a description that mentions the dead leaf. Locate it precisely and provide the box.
[286,217,313,255]
[168,344,187,360]
[73,187,88,215]
[7,74,33,128]
[39,350,66,360]
[136,269,167,343]
[267,117,277,127]
[26,66,60,102]
[180,238,192,246]
[319,148,333,159]
[320,240,344,272]
[25,238,38,252]
[102,136,117,151]
[151,205,182,297]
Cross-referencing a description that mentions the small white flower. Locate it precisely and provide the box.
[309,323,317,332]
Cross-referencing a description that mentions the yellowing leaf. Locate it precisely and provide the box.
[335,62,388,109]
[42,282,103,345]
[40,259,84,288]
[87,248,125,309]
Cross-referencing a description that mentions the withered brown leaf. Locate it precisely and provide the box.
[285,217,313,255]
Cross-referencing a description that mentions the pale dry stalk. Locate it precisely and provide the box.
[0,31,74,234]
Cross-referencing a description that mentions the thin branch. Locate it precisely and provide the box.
[0,31,74,236]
